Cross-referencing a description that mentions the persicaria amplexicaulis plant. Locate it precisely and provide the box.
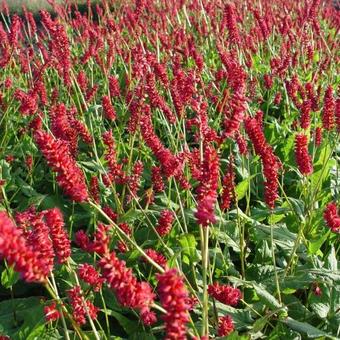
[0,0,339,338]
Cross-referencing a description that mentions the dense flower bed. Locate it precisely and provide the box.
[0,0,339,339]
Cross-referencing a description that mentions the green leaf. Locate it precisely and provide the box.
[104,310,139,335]
[177,233,199,264]
[128,333,156,340]
[235,175,255,201]
[282,317,333,338]
[253,283,283,311]
[1,266,19,289]
[0,297,45,339]
[325,246,337,272]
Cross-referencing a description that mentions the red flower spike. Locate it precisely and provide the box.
[208,282,241,306]
[156,210,175,236]
[44,302,61,322]
[294,134,313,175]
[323,202,340,233]
[195,145,219,227]
[218,315,234,337]
[0,212,48,283]
[35,130,89,202]
[44,208,71,264]
[322,86,335,130]
[78,263,104,292]
[157,269,190,340]
[98,252,155,324]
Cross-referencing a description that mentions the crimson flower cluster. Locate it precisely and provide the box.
[156,269,190,340]
[218,315,234,336]
[44,302,61,322]
[0,212,47,282]
[35,130,89,202]
[67,285,98,325]
[195,145,219,227]
[208,282,241,306]
[75,224,110,256]
[143,248,167,268]
[294,134,313,175]
[245,117,280,209]
[156,210,175,236]
[78,263,104,292]
[322,86,335,130]
[98,251,156,325]
[323,202,340,233]
[220,157,235,210]
[44,208,71,264]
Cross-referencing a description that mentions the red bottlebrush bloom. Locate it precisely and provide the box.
[118,223,132,236]
[89,176,100,203]
[0,211,48,283]
[208,282,241,306]
[274,92,282,105]
[4,77,12,89]
[126,160,143,202]
[218,315,234,337]
[71,119,93,145]
[117,241,128,253]
[314,127,322,146]
[77,70,88,92]
[102,206,118,222]
[40,11,71,86]
[14,89,38,116]
[156,210,175,236]
[145,72,176,124]
[25,155,33,171]
[185,295,199,311]
[29,115,43,131]
[300,100,312,129]
[87,224,111,255]
[244,117,280,209]
[235,132,248,155]
[98,252,155,324]
[75,230,90,250]
[140,309,157,326]
[151,166,165,192]
[322,86,335,130]
[263,74,273,89]
[78,263,104,292]
[223,4,240,45]
[195,146,219,227]
[34,130,89,202]
[156,268,190,340]
[44,208,71,264]
[223,91,247,138]
[143,248,167,268]
[220,157,235,210]
[102,130,124,183]
[67,285,98,325]
[85,85,98,102]
[335,98,340,132]
[108,75,120,98]
[323,202,340,233]
[140,109,183,179]
[44,302,61,322]
[102,95,116,121]
[255,110,264,130]
[49,103,77,155]
[294,134,313,175]
[25,213,55,277]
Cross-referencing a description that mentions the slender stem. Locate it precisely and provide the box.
[269,212,282,304]
[200,225,210,336]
